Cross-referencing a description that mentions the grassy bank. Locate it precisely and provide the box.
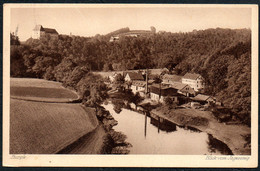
[10,78,106,154]
[151,106,251,155]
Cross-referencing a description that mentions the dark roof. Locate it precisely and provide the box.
[117,30,152,37]
[126,72,144,80]
[33,25,58,34]
[43,28,58,34]
[163,74,182,82]
[193,94,215,101]
[150,84,178,96]
[182,73,201,80]
[170,82,188,90]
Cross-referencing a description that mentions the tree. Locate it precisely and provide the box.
[164,96,177,110]
[114,73,125,91]
[150,26,156,33]
[131,92,143,110]
[103,63,111,72]
[153,75,162,84]
[112,99,124,114]
[10,33,20,45]
[77,73,108,111]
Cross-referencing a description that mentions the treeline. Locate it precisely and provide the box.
[10,28,251,125]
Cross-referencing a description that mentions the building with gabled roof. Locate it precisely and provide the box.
[192,94,216,104]
[149,84,179,103]
[162,74,182,84]
[124,72,144,82]
[182,73,204,92]
[32,25,58,39]
[170,82,195,97]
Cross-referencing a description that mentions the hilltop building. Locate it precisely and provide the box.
[32,25,59,39]
[109,27,156,42]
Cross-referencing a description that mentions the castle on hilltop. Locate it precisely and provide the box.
[32,25,59,39]
[109,26,156,42]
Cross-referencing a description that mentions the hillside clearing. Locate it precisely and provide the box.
[11,86,78,102]
[11,78,64,89]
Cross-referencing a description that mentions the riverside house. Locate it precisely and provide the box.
[131,80,155,97]
[131,81,146,97]
[150,84,179,103]
[182,73,204,92]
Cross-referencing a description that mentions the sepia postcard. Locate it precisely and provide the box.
[2,3,258,167]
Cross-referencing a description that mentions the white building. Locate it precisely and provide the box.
[130,81,146,97]
[182,73,204,92]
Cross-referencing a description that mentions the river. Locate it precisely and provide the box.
[103,104,233,155]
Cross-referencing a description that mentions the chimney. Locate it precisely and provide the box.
[145,69,148,94]
[159,83,161,99]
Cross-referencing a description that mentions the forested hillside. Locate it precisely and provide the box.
[10,28,251,125]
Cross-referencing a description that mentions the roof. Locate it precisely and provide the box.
[163,74,182,82]
[132,81,146,87]
[149,68,168,75]
[117,30,152,37]
[43,28,58,34]
[33,25,58,34]
[182,73,201,80]
[193,94,214,101]
[126,72,144,80]
[150,84,178,96]
[170,82,188,90]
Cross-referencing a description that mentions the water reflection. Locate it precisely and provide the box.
[150,117,177,133]
[103,104,233,155]
[207,134,233,155]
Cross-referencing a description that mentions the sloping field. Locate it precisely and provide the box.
[10,99,99,154]
[11,78,64,89]
[11,78,78,102]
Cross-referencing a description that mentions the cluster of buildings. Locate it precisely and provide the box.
[107,69,217,106]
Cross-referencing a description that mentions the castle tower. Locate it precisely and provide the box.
[32,25,44,39]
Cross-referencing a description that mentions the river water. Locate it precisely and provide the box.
[103,104,233,155]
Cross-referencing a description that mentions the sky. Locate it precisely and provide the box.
[10,6,252,41]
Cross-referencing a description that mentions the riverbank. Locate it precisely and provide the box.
[151,106,251,155]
